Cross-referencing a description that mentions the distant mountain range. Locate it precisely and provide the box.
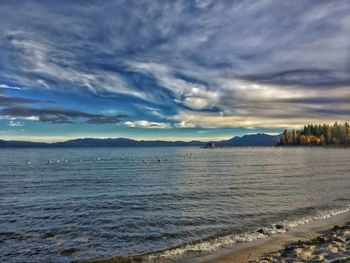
[0,133,279,148]
[215,133,279,146]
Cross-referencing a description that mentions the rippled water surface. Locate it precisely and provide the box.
[1,147,350,262]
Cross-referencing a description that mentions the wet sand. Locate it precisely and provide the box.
[201,211,350,263]
[81,211,350,263]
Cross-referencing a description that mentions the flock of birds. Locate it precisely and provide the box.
[25,153,194,166]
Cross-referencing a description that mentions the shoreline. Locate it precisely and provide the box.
[81,210,350,263]
[196,211,350,263]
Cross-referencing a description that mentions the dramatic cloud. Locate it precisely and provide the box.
[0,106,126,124]
[0,0,349,136]
[172,110,347,129]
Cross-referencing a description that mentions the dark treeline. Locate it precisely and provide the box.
[278,122,350,146]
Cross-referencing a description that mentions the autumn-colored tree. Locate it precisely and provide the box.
[300,135,307,145]
[278,122,350,146]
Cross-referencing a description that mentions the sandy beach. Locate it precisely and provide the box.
[80,211,350,263]
[201,211,350,263]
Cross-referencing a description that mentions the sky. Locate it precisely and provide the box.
[0,0,349,142]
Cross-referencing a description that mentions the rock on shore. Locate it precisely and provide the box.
[251,221,350,263]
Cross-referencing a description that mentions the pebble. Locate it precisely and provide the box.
[329,247,338,253]
[252,221,350,263]
[312,253,325,260]
[333,236,346,243]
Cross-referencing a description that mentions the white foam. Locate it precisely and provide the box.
[282,205,350,229]
[145,230,271,260]
[144,204,350,261]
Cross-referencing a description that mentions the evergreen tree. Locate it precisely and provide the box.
[279,122,349,146]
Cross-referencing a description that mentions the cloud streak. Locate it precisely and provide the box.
[0,95,39,106]
[0,0,349,132]
[124,120,171,129]
[0,106,126,124]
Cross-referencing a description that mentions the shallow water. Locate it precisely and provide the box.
[1,147,350,262]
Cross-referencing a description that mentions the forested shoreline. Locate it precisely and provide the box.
[278,122,350,146]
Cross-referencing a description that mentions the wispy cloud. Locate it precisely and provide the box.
[0,0,349,131]
[172,110,346,129]
[0,106,126,124]
[0,84,22,90]
[124,120,171,129]
[0,95,39,106]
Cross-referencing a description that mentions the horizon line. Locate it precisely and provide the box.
[0,132,280,144]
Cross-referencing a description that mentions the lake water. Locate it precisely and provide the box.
[1,147,350,262]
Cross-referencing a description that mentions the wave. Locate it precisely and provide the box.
[136,205,350,262]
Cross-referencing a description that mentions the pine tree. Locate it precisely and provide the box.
[280,122,350,146]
